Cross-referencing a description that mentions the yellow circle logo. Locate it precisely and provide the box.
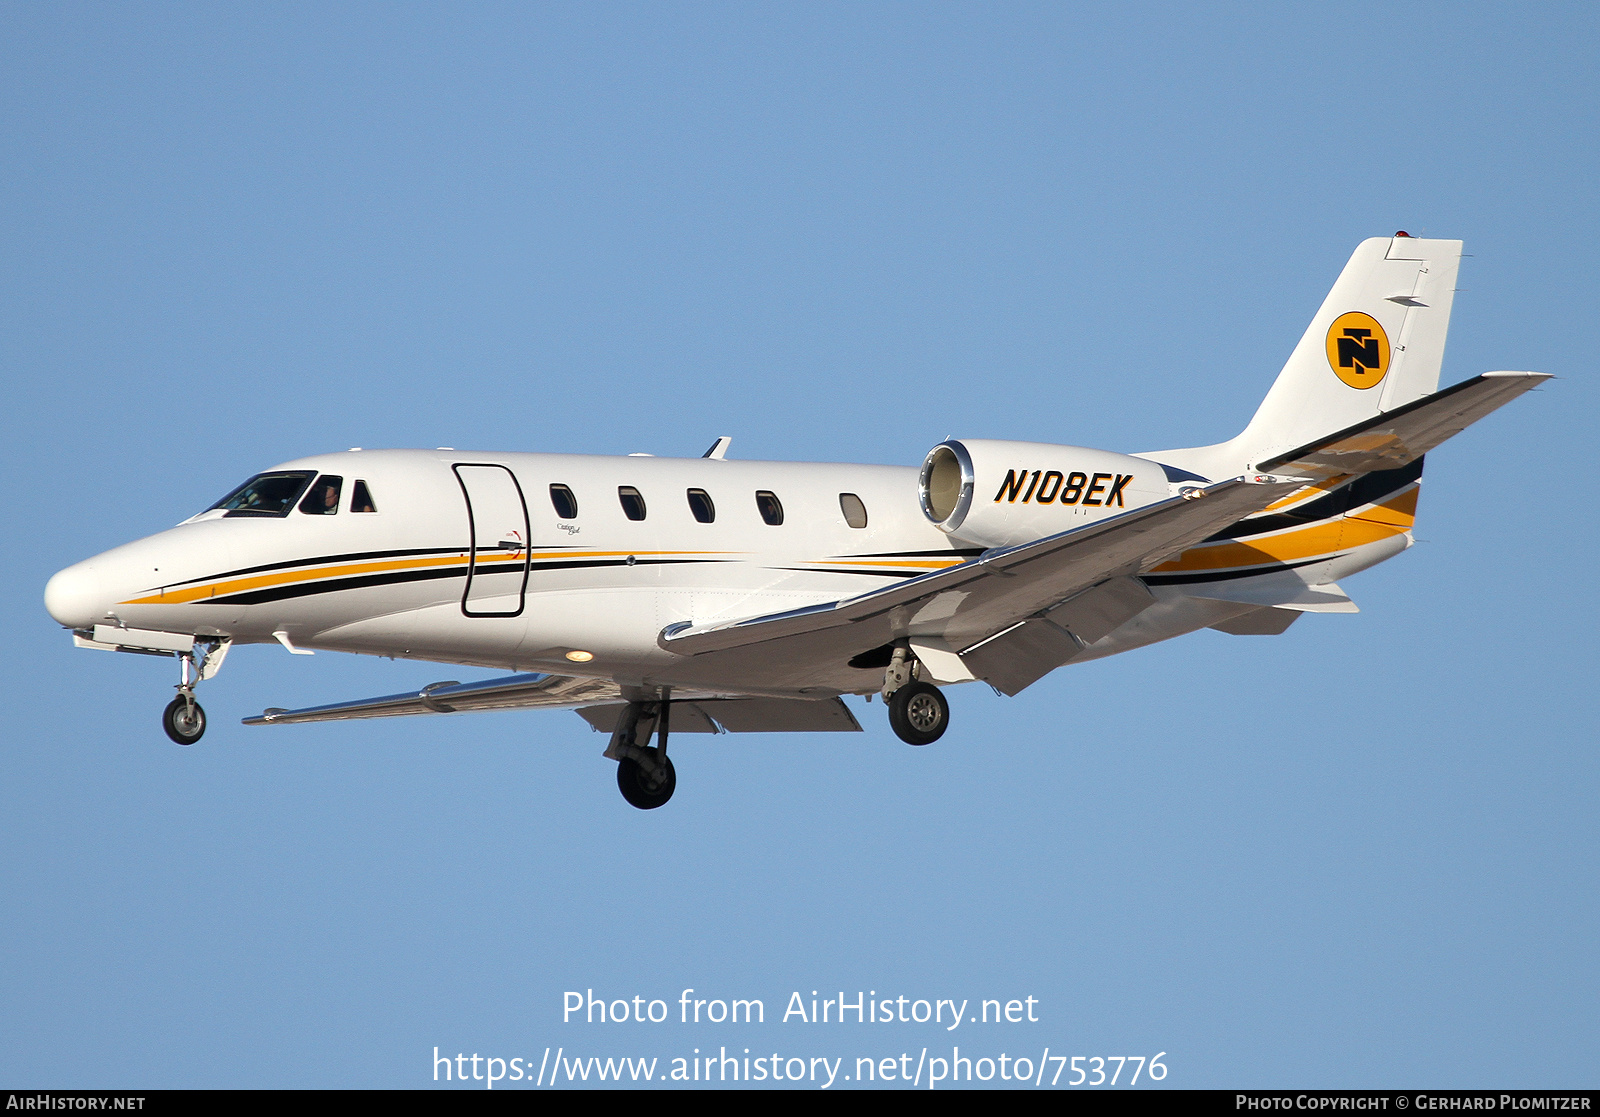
[1326,311,1390,389]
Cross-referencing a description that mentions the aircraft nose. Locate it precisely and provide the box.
[44,561,106,630]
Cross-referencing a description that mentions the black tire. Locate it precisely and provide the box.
[616,753,676,810]
[888,681,948,746]
[163,696,206,745]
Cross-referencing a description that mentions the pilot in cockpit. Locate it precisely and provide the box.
[299,476,342,515]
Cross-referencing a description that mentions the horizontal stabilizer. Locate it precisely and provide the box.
[1257,371,1550,479]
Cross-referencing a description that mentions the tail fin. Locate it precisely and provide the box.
[1151,235,1461,478]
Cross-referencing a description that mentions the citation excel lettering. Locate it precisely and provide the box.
[993,469,1133,507]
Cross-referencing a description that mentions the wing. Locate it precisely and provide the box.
[242,672,623,725]
[1258,370,1550,477]
[659,474,1301,659]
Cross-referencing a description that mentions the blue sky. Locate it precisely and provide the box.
[2,2,1596,1088]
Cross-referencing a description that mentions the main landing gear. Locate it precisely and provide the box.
[604,693,676,809]
[881,643,949,746]
[161,639,229,746]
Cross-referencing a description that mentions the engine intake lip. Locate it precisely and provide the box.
[919,441,975,532]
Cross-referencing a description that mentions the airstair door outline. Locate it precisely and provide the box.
[454,464,531,618]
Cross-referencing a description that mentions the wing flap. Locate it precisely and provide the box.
[243,672,623,725]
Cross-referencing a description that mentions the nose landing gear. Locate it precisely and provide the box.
[604,692,676,809]
[160,639,229,746]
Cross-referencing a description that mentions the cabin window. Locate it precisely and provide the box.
[839,492,868,528]
[549,483,578,519]
[618,486,647,521]
[350,480,377,513]
[298,475,343,515]
[209,471,315,518]
[755,490,784,526]
[686,488,715,523]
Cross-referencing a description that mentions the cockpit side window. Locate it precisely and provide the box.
[299,475,343,515]
[210,471,316,518]
[350,480,377,513]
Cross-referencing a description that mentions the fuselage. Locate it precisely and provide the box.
[44,445,1421,698]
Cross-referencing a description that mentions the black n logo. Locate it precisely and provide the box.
[1336,328,1381,371]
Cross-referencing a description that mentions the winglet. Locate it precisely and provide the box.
[702,436,732,459]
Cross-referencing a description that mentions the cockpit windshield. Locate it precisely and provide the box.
[209,471,316,517]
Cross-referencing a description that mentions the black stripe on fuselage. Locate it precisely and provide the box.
[1205,458,1424,542]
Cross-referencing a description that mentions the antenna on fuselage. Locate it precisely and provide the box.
[702,436,732,460]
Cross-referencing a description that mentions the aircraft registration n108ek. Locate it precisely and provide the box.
[45,235,1548,809]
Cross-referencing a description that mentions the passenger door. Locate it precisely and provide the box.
[454,464,531,617]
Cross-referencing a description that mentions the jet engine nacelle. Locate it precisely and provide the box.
[918,439,1171,549]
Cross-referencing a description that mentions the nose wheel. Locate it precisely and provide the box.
[163,695,206,745]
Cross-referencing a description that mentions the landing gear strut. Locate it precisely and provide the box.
[161,639,228,746]
[604,693,676,809]
[882,643,949,746]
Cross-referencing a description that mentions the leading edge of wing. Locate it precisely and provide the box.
[658,475,1301,656]
[242,672,623,725]
[1257,370,1551,477]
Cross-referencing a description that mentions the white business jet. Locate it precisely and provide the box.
[44,235,1546,808]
